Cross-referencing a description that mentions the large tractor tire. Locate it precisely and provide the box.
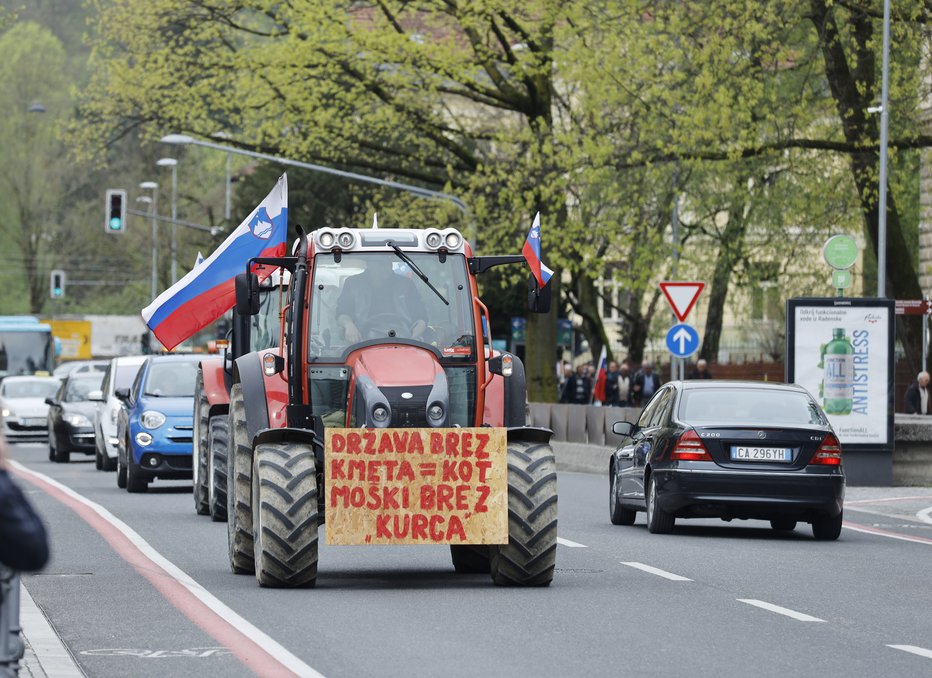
[451,545,491,574]
[192,370,210,516]
[252,441,319,588]
[226,383,255,574]
[489,439,558,587]
[208,415,229,522]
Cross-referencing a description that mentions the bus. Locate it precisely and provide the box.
[0,316,55,379]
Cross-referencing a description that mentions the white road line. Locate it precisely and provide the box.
[557,537,587,548]
[737,599,825,622]
[844,522,932,546]
[916,507,932,526]
[620,562,692,581]
[887,645,932,660]
[12,461,325,678]
[846,495,932,505]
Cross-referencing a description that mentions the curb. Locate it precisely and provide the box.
[18,582,84,678]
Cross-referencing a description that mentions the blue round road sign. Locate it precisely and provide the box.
[665,323,699,358]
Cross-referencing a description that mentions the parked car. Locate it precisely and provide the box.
[89,356,147,472]
[116,354,200,493]
[46,372,105,463]
[52,360,109,379]
[0,376,61,442]
[609,381,845,540]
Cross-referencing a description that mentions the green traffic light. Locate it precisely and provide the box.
[109,217,123,230]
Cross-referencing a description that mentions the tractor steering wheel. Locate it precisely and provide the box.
[361,312,412,339]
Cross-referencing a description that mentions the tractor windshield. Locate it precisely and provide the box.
[308,252,475,362]
[253,287,281,350]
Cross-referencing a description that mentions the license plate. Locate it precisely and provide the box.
[730,446,792,462]
[25,419,46,427]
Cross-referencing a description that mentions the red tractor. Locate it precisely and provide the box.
[192,273,285,520]
[228,226,557,587]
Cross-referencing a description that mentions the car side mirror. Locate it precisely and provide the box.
[527,275,551,314]
[44,397,57,407]
[612,421,635,438]
[114,387,130,401]
[235,272,260,316]
[88,390,104,402]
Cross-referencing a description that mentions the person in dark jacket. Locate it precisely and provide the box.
[632,360,662,407]
[561,364,592,404]
[904,371,931,415]
[0,427,49,572]
[687,359,713,380]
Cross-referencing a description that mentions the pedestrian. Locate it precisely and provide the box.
[561,364,592,404]
[687,359,713,380]
[0,423,50,572]
[904,371,931,415]
[616,361,632,407]
[632,359,662,407]
[603,361,621,406]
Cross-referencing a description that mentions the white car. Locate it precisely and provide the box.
[89,356,146,471]
[0,376,61,442]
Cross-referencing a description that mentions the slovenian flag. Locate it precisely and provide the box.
[522,212,554,288]
[593,345,608,404]
[142,174,288,351]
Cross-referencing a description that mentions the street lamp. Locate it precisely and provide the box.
[159,133,469,215]
[156,158,178,283]
[139,181,159,300]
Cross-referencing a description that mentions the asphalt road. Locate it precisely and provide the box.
[9,441,932,678]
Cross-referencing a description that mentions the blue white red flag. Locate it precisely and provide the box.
[593,345,608,403]
[142,174,288,350]
[193,251,204,269]
[522,212,554,288]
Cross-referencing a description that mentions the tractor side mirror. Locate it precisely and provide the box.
[488,353,515,378]
[528,275,551,314]
[235,272,260,316]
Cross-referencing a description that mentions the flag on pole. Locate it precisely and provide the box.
[522,212,554,288]
[142,174,288,350]
[193,252,205,269]
[593,346,608,403]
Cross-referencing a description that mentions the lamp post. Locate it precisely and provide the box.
[876,0,892,298]
[156,158,178,283]
[139,181,159,300]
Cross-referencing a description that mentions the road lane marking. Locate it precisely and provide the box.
[846,495,932,505]
[916,507,932,525]
[557,537,587,548]
[737,599,825,622]
[844,520,932,546]
[11,461,324,678]
[620,562,692,581]
[887,645,932,660]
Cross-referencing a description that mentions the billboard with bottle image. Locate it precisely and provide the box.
[786,298,894,450]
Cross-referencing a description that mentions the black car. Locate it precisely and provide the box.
[46,372,104,463]
[609,381,845,540]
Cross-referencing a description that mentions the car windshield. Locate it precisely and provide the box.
[144,361,198,397]
[679,388,829,426]
[308,252,475,362]
[64,376,103,403]
[1,379,59,399]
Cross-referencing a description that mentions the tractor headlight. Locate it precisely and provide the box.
[428,403,445,421]
[337,231,355,248]
[444,232,462,249]
[371,405,390,424]
[141,410,166,429]
[425,231,443,249]
[319,231,335,248]
[64,413,91,427]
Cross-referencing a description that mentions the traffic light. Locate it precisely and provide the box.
[49,269,65,299]
[105,188,127,234]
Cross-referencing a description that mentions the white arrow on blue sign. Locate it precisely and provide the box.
[665,323,700,358]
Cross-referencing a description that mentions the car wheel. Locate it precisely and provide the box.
[645,476,674,534]
[54,442,70,464]
[609,469,636,526]
[48,440,55,462]
[101,450,117,472]
[116,449,127,489]
[95,447,103,470]
[126,453,149,493]
[811,511,843,541]
[770,518,797,532]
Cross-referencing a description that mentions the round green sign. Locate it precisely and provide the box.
[823,234,858,270]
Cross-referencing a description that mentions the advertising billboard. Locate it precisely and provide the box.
[785,298,894,451]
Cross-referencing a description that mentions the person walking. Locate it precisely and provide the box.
[561,364,592,404]
[632,359,662,407]
[905,371,931,415]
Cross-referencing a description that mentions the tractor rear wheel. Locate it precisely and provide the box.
[193,370,210,516]
[489,439,558,587]
[451,545,491,574]
[226,383,255,574]
[252,441,319,588]
[208,415,229,522]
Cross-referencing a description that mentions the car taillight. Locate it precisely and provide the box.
[810,433,842,466]
[671,429,712,461]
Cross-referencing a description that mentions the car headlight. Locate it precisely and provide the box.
[64,413,92,427]
[141,410,166,429]
[2,408,12,418]
[135,431,153,447]
[428,403,444,421]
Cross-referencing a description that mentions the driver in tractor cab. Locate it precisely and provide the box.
[336,256,428,342]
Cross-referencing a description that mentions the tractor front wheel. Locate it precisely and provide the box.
[489,439,558,587]
[252,441,319,588]
[193,370,210,516]
[227,383,255,574]
[208,415,229,522]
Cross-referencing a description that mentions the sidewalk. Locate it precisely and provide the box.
[17,582,84,678]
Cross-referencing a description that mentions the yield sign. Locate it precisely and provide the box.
[659,281,705,322]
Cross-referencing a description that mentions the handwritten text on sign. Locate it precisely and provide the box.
[324,428,507,545]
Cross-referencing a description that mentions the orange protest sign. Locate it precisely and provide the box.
[324,428,508,545]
